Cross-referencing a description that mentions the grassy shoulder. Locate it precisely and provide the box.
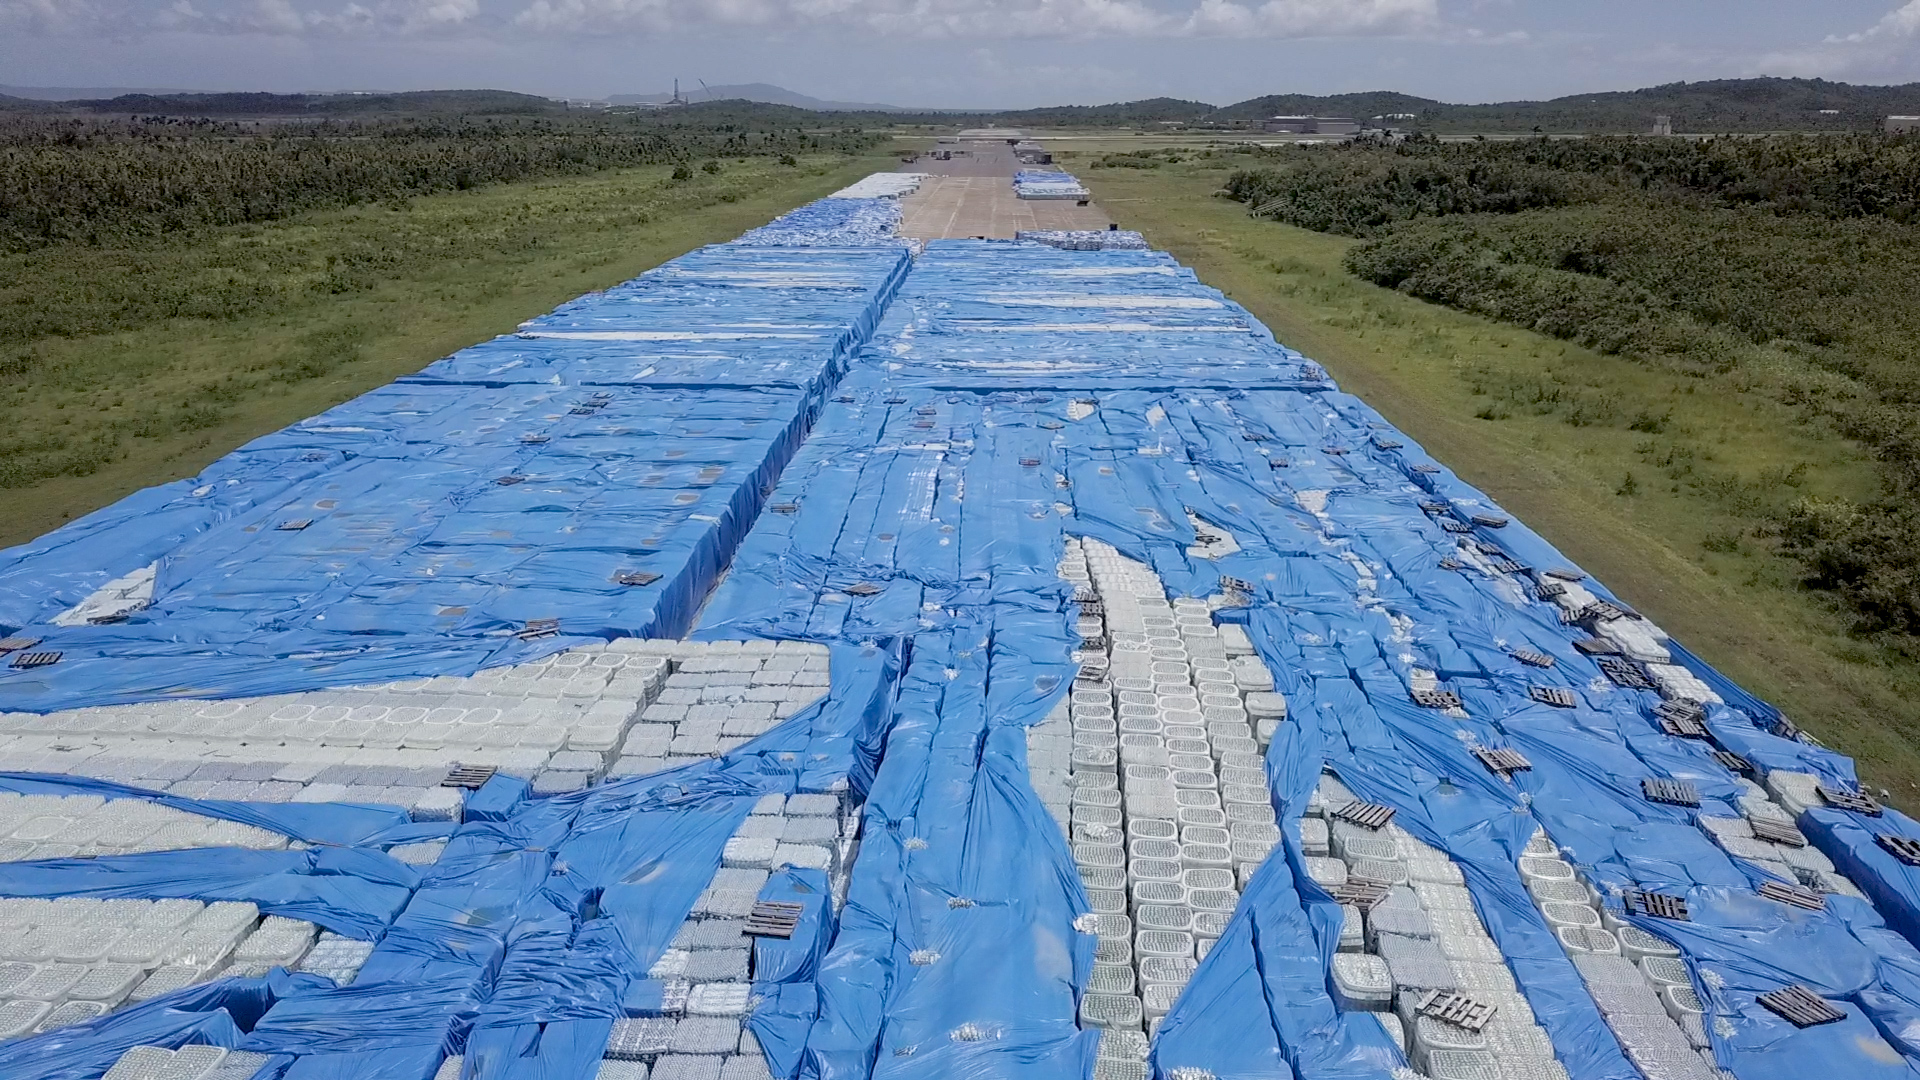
[1074,151,1920,804]
[0,150,895,549]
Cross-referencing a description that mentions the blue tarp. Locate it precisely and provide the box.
[695,238,1920,1080]
[0,245,910,711]
[0,639,902,1078]
[735,199,908,247]
[6,210,1920,1080]
[0,215,913,1077]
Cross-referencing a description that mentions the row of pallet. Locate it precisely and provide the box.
[710,229,1920,1080]
[0,197,921,1080]
[6,182,1920,1080]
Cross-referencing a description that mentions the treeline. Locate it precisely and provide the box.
[0,115,882,252]
[1221,134,1920,231]
[1221,134,1920,638]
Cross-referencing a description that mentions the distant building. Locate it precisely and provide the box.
[1889,116,1920,135]
[1819,109,1841,116]
[1261,115,1360,136]
[1651,115,1673,136]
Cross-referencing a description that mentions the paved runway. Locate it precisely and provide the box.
[895,141,1109,240]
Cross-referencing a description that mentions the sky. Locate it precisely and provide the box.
[2,0,1918,109]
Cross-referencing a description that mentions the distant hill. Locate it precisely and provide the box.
[8,77,1918,133]
[1212,91,1441,122]
[1213,78,1920,133]
[631,99,913,129]
[989,98,1217,126]
[1,85,200,101]
[65,89,564,117]
[662,78,1920,133]
[1,84,203,98]
[612,83,908,112]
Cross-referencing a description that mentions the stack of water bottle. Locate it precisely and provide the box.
[0,791,286,863]
[590,792,856,1080]
[1312,773,1571,1080]
[732,197,907,247]
[0,639,829,819]
[1014,230,1149,251]
[98,1043,272,1080]
[827,174,928,199]
[1011,171,1091,201]
[1031,537,1283,1079]
[0,898,314,1039]
[1526,767,1879,1080]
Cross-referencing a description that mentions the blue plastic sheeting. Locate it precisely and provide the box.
[1151,847,1397,1080]
[696,241,1383,1080]
[410,247,908,392]
[808,242,1325,392]
[800,631,1096,1080]
[0,847,414,940]
[0,244,909,712]
[695,238,1920,1080]
[1199,388,1920,1080]
[0,640,902,1078]
[0,773,433,938]
[735,199,908,247]
[750,867,838,1080]
[11,213,1920,1080]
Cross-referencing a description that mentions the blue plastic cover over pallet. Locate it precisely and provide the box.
[0,244,909,709]
[4,198,1920,1080]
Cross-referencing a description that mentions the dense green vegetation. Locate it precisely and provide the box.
[0,113,882,253]
[65,89,568,116]
[1220,135,1920,225]
[1212,134,1920,642]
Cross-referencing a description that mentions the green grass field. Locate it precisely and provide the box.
[1071,150,1920,805]
[0,150,896,549]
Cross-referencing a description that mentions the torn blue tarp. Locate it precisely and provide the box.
[694,237,1920,1080]
[750,868,837,1080]
[0,971,304,1080]
[793,629,1095,1080]
[9,213,1920,1080]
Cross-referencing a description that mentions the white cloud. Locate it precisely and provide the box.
[1,0,480,35]
[0,0,102,33]
[1183,0,1435,37]
[3,0,1445,41]
[513,0,1436,37]
[1829,0,1920,45]
[1755,1,1920,80]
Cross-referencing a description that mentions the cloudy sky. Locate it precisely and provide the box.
[3,0,1917,108]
